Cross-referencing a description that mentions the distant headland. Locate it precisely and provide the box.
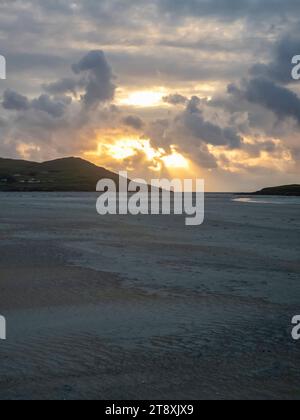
[252,185,300,196]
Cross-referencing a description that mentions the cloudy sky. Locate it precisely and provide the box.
[1,0,300,191]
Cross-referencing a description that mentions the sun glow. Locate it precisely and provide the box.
[89,136,190,172]
[17,143,41,160]
[119,90,165,107]
[162,150,189,169]
[102,138,162,162]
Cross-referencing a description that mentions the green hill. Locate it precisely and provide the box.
[0,157,121,192]
[253,185,300,196]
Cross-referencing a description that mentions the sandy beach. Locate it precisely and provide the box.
[0,192,299,400]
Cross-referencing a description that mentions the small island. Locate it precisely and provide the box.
[252,185,300,196]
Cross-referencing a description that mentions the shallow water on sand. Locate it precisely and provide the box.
[0,193,299,400]
[233,196,300,205]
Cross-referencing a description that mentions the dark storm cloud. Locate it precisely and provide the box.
[122,115,144,130]
[229,78,300,125]
[188,101,242,149]
[177,97,243,149]
[2,89,69,118]
[250,36,300,84]
[31,95,69,118]
[183,113,243,148]
[163,94,188,105]
[72,50,116,108]
[40,50,117,109]
[1,49,115,122]
[2,90,30,111]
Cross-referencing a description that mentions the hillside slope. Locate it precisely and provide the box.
[0,157,120,191]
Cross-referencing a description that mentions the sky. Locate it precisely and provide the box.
[0,0,300,191]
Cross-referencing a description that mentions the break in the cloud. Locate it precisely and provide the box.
[0,0,299,191]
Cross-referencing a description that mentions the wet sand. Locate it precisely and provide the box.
[0,192,300,400]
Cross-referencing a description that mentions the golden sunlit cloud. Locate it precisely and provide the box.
[207,139,294,173]
[17,143,41,160]
[85,133,190,174]
[101,138,162,162]
[119,90,166,107]
[162,148,189,169]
